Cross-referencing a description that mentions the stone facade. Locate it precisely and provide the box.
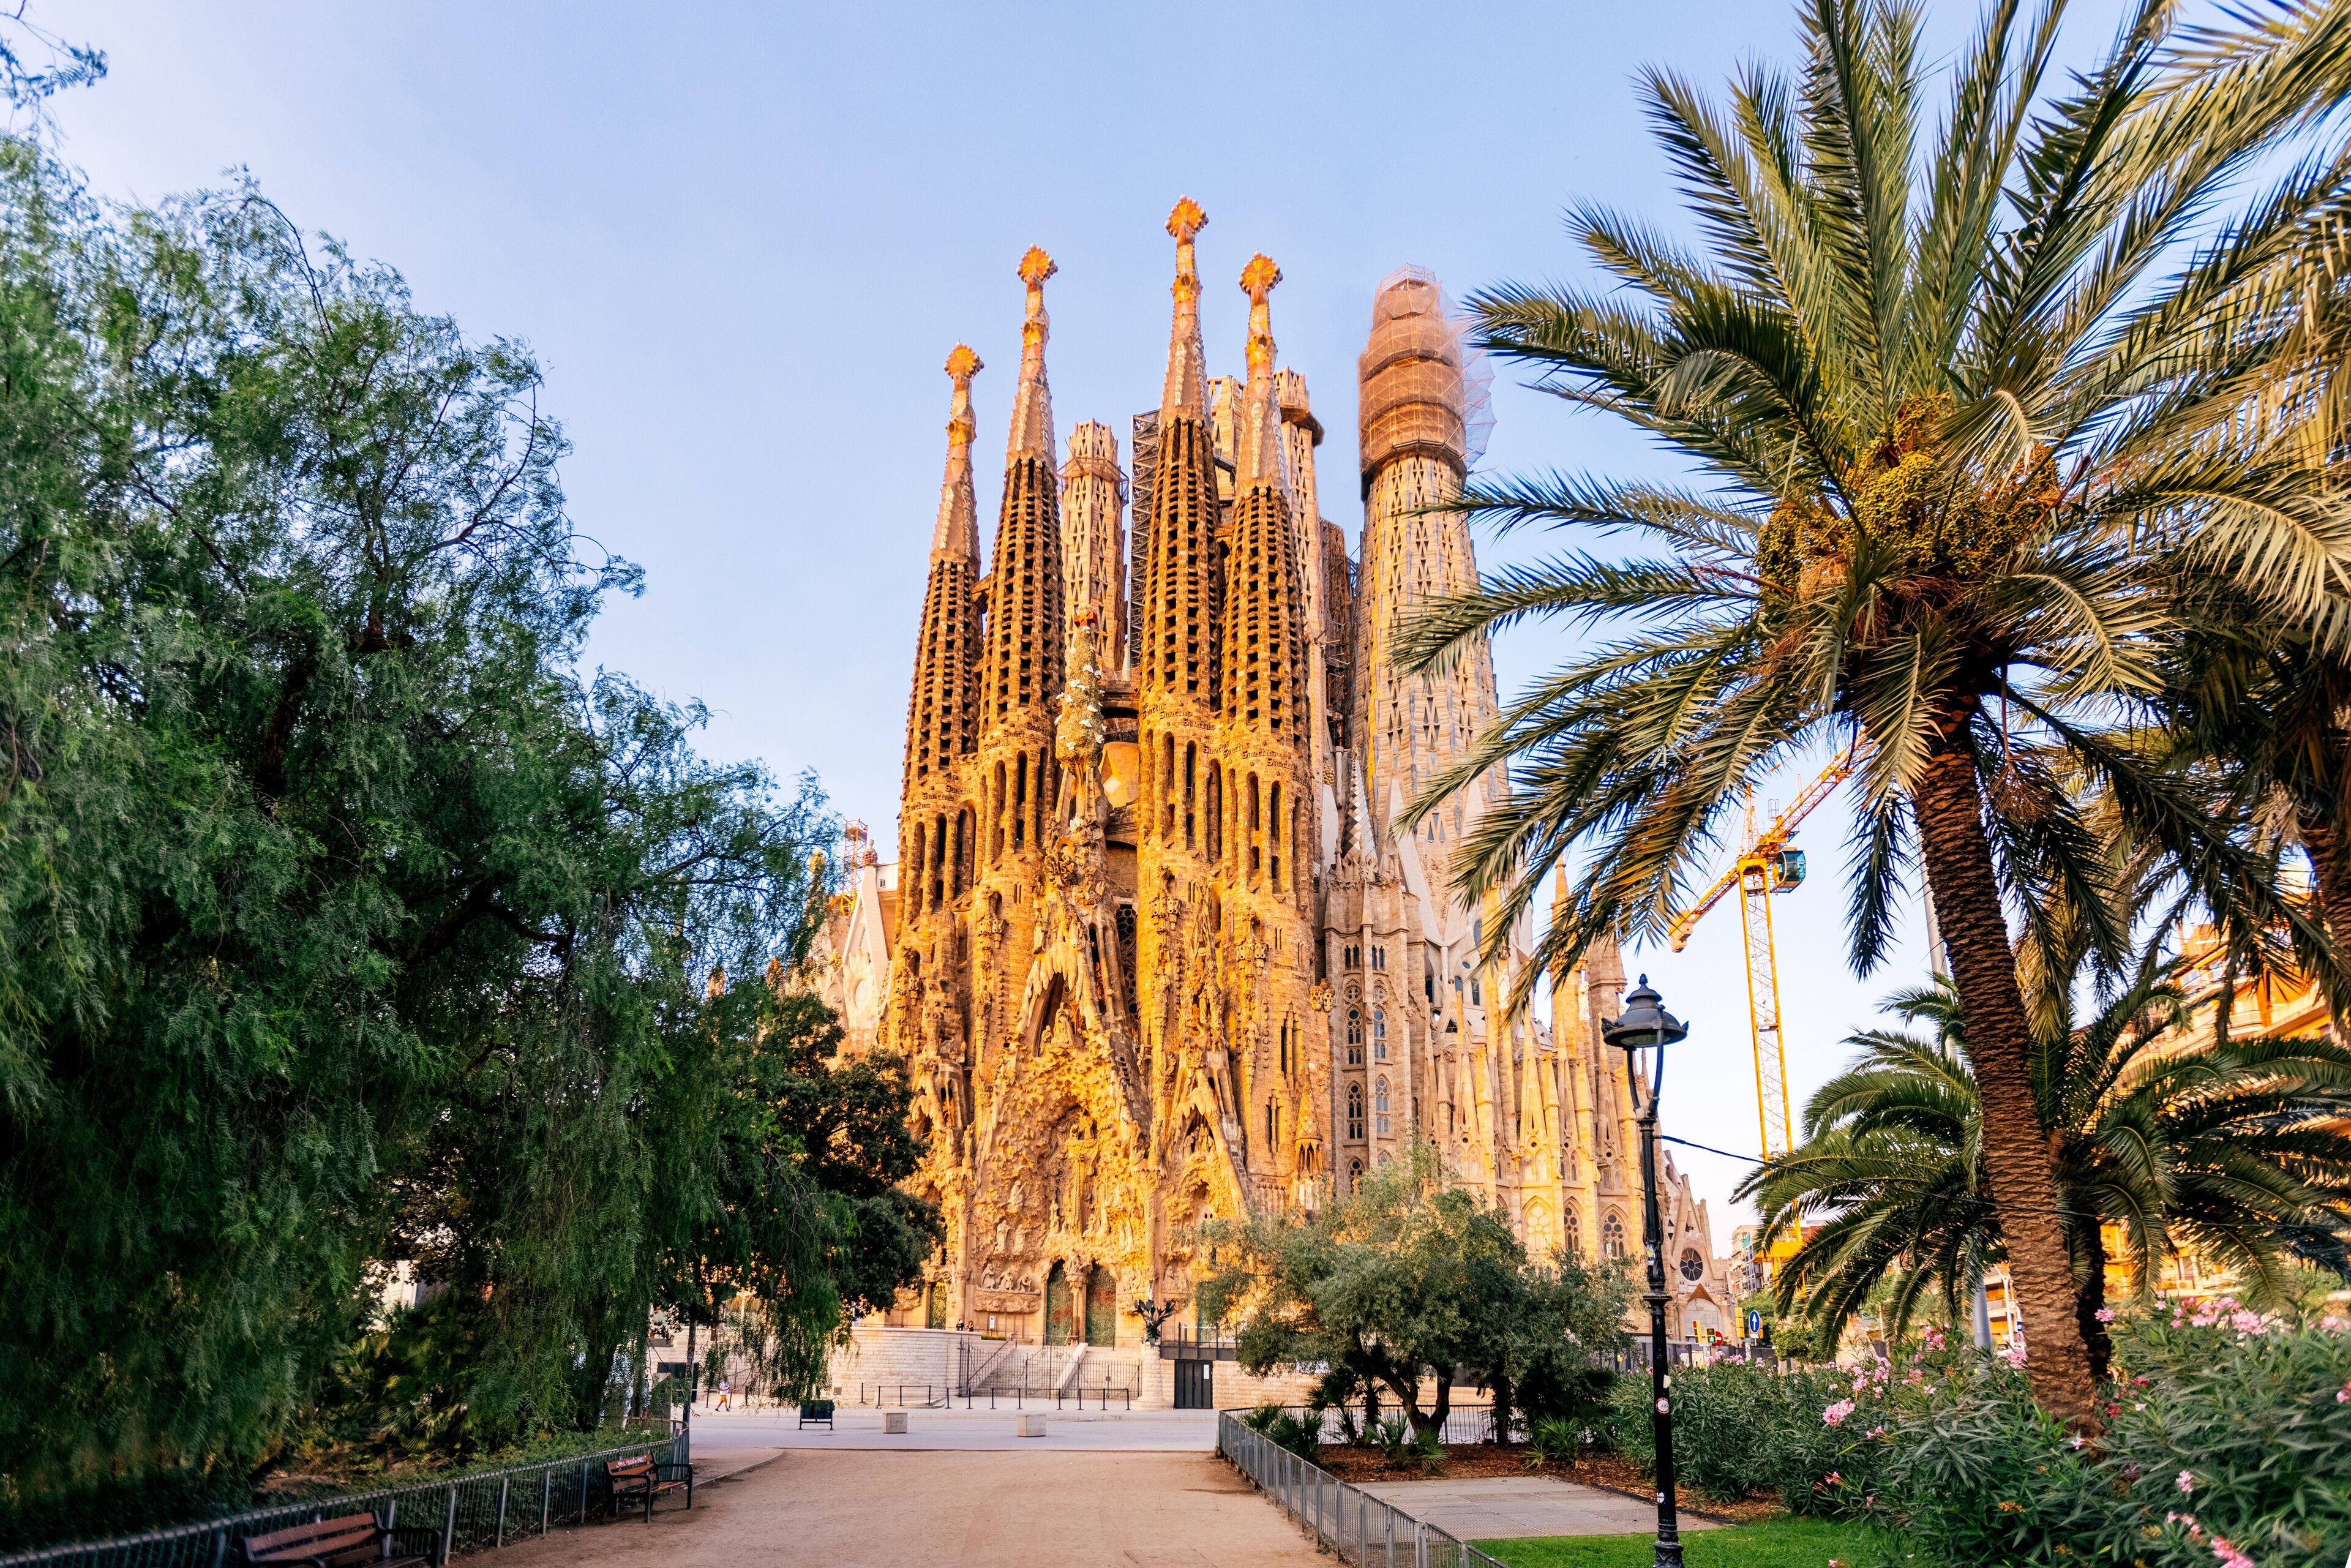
[812,203,1736,1352]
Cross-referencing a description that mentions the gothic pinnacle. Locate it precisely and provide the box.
[1007,246,1057,463]
[932,344,982,561]
[1235,252,1289,493]
[1160,197,1211,421]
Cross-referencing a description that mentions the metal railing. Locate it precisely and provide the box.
[1280,1404,1512,1447]
[852,1382,1133,1410]
[1218,1412,1509,1568]
[0,1433,688,1568]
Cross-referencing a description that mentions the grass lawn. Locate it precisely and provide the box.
[1474,1516,1879,1568]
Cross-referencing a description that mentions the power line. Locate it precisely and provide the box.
[1661,1133,1766,1163]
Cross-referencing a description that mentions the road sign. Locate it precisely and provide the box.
[1745,1309,1763,1338]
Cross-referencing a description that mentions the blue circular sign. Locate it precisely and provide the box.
[1745,1308,1763,1337]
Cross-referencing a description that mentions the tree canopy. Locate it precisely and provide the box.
[0,137,929,1517]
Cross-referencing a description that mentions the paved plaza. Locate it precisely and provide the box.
[1349,1474,1717,1541]
[681,1403,1223,1452]
[493,1447,1324,1568]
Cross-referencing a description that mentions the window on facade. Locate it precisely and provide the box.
[1564,1206,1582,1259]
[1348,1158,1363,1194]
[1346,1082,1365,1141]
[1345,1010,1362,1065]
[1425,967,1435,1002]
[1266,1100,1278,1146]
[1679,1248,1704,1282]
[1344,943,1360,969]
[1370,946,1386,971]
[1602,1213,1629,1261]
[1372,1008,1388,1061]
[1374,1077,1390,1136]
[1470,976,1482,1006]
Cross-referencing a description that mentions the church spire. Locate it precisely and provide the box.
[1007,246,1057,463]
[932,344,982,561]
[981,249,1067,739]
[1234,253,1289,496]
[1160,197,1210,420]
[1139,201,1220,713]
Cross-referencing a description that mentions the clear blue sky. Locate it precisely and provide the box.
[47,0,2137,1230]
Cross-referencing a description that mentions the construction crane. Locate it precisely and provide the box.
[1666,738,1871,1160]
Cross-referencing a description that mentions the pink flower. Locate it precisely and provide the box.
[2336,1382,2349,1404]
[1823,1400,1856,1427]
[1865,1425,1886,1438]
[2229,1310,2263,1334]
[2094,1307,2116,1323]
[2069,1435,2085,1450]
[2319,1313,2347,1332]
[2208,1537,2254,1568]
[2178,1470,2197,1495]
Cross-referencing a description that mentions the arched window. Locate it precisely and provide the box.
[1602,1212,1629,1261]
[1372,1008,1388,1061]
[1374,1076,1390,1136]
[1266,1100,1279,1146]
[1564,1204,1582,1259]
[1345,1010,1362,1065]
[1348,1158,1363,1194]
[1346,1082,1365,1141]
[1679,1248,1705,1282]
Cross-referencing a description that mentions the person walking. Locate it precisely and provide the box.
[715,1379,730,1411]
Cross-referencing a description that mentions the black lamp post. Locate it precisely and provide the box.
[1602,973,1689,1568]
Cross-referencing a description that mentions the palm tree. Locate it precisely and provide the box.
[1741,966,2351,1379]
[1396,0,2351,1421]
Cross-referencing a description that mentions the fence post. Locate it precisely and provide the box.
[440,1482,457,1566]
[1416,1520,1428,1568]
[495,1476,509,1548]
[578,1461,589,1525]
[541,1469,551,1536]
[1386,1501,1397,1567]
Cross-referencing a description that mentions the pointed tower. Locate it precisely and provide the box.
[902,345,985,808]
[888,345,986,1174]
[1060,421,1127,661]
[1354,266,1499,893]
[969,247,1069,1060]
[1218,252,1323,1200]
[1134,198,1232,1150]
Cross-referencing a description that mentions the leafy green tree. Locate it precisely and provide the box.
[0,138,925,1510]
[1199,1147,1628,1440]
[1397,0,2351,1420]
[1742,967,2351,1380]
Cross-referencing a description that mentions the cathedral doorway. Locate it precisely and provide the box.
[1043,1262,1074,1345]
[925,1280,947,1329]
[1082,1264,1116,1346]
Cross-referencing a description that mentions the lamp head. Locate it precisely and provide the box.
[1602,973,1687,1052]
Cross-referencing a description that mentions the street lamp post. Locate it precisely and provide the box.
[1602,973,1690,1568]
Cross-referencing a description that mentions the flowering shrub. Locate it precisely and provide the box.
[1870,1302,2351,1566]
[1608,1360,1893,1512]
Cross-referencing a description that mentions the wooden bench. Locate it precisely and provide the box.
[241,1514,440,1568]
[797,1399,834,1430]
[605,1453,692,1521]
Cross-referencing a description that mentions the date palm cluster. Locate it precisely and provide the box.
[1397,0,2351,1424]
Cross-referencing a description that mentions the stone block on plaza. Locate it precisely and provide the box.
[1013,1412,1046,1438]
[882,1409,909,1433]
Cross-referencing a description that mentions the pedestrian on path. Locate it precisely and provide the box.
[716,1379,731,1411]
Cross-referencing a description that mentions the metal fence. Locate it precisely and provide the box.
[1272,1404,1516,1447]
[0,1433,689,1568]
[1217,1412,1510,1568]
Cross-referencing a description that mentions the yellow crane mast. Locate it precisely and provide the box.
[1666,740,1869,1159]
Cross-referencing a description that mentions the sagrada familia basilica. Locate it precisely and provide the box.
[812,201,1735,1354]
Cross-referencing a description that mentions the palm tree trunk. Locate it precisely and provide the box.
[2299,811,2351,967]
[1913,749,2099,1427]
